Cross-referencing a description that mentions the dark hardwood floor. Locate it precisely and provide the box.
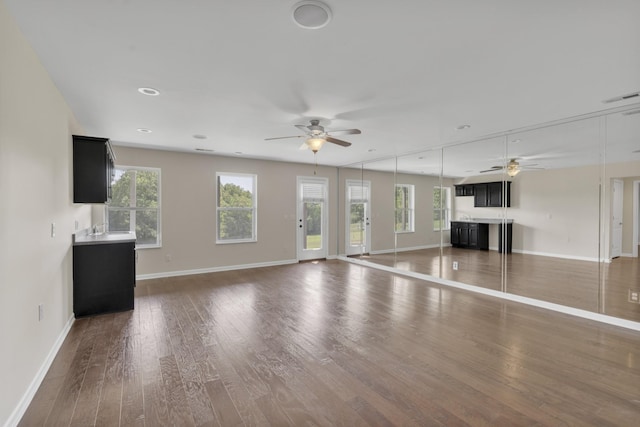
[360,247,640,322]
[20,260,640,426]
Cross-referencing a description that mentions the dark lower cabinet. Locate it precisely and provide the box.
[73,242,136,317]
[450,222,489,250]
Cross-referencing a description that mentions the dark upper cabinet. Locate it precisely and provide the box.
[454,184,475,196]
[73,135,114,203]
[456,181,511,208]
[474,184,489,207]
[488,181,511,207]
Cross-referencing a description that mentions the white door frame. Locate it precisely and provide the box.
[611,179,623,259]
[296,176,328,261]
[345,179,371,256]
[633,180,639,258]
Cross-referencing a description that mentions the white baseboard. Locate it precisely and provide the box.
[370,243,449,255]
[136,259,299,281]
[4,315,75,427]
[621,252,634,258]
[340,256,640,333]
[511,249,601,263]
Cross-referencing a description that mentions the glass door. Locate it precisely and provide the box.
[345,179,371,256]
[297,177,328,261]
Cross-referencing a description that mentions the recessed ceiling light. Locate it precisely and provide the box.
[137,87,160,96]
[137,128,152,133]
[193,134,207,139]
[234,152,243,155]
[292,1,332,29]
[456,124,471,130]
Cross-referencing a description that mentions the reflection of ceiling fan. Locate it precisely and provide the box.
[265,119,361,153]
[480,158,543,176]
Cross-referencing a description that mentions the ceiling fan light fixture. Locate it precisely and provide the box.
[292,1,332,30]
[306,137,326,152]
[507,165,520,177]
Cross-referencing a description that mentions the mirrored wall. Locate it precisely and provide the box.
[337,104,640,322]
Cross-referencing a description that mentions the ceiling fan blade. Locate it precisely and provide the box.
[480,166,503,173]
[325,136,352,147]
[299,142,309,150]
[264,135,304,141]
[327,128,361,136]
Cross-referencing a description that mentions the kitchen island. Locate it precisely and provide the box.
[450,218,513,253]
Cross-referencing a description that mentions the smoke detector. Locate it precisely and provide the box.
[292,1,332,29]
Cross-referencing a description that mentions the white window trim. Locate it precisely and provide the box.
[395,184,415,233]
[106,165,162,249]
[433,186,452,232]
[216,172,258,244]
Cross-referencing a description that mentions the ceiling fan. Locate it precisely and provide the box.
[480,158,543,177]
[265,119,361,153]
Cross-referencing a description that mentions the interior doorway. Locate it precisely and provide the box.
[611,179,623,259]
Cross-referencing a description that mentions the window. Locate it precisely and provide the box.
[217,173,257,243]
[433,186,451,231]
[395,184,415,232]
[107,167,161,248]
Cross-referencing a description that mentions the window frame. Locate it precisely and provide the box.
[433,186,452,231]
[216,172,258,244]
[395,183,415,233]
[105,165,162,249]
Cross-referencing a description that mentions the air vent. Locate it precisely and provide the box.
[603,91,640,103]
[195,148,214,152]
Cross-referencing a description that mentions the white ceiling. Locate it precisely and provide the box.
[5,0,640,175]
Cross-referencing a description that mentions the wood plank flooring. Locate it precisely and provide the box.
[19,260,640,426]
[361,247,640,322]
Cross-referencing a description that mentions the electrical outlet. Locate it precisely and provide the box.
[453,261,459,270]
[629,290,639,303]
[38,304,44,321]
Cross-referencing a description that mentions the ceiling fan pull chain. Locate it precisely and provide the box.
[314,152,318,175]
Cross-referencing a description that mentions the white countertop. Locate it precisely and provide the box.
[453,218,514,224]
[73,230,136,246]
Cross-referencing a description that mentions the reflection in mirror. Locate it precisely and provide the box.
[602,109,640,321]
[362,150,446,278]
[440,136,509,291]
[502,117,602,313]
[338,104,640,323]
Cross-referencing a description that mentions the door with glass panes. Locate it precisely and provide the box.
[297,177,328,261]
[345,179,371,256]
